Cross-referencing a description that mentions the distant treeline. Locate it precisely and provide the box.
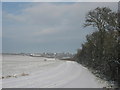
[74,7,120,87]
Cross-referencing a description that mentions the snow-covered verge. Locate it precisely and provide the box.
[2,55,108,88]
[0,54,2,89]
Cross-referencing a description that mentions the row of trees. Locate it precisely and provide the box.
[74,7,120,87]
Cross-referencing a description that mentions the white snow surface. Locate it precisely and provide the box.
[2,55,107,88]
[0,54,2,89]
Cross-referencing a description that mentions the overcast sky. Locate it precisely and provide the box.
[0,2,2,53]
[2,2,118,53]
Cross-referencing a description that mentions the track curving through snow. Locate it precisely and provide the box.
[2,56,107,88]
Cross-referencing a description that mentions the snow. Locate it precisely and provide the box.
[0,54,2,89]
[2,55,107,88]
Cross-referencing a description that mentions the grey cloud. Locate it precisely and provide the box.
[3,2,118,53]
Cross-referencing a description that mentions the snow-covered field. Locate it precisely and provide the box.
[2,55,107,88]
[0,54,2,89]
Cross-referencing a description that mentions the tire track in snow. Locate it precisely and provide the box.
[3,60,106,88]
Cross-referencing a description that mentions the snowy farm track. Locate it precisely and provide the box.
[2,55,107,88]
